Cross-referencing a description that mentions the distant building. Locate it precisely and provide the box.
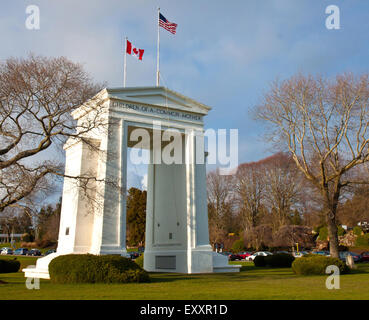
[0,233,23,243]
[358,221,369,232]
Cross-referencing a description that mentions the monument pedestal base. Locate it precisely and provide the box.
[143,248,241,274]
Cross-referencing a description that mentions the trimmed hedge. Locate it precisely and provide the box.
[253,254,294,268]
[49,254,150,284]
[292,255,349,275]
[265,253,295,268]
[253,256,266,267]
[0,258,20,273]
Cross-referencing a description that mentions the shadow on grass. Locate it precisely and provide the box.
[148,266,298,284]
[347,265,369,275]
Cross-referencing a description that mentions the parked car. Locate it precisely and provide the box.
[13,248,28,255]
[312,251,330,256]
[129,252,140,259]
[1,248,13,255]
[229,253,243,261]
[247,251,272,261]
[275,251,290,255]
[27,249,41,256]
[44,249,56,256]
[339,251,361,263]
[360,252,369,262]
[238,252,252,260]
[293,251,308,258]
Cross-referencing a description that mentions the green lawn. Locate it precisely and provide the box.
[0,257,369,300]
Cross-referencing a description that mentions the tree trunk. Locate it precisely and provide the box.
[326,212,339,258]
[322,183,341,258]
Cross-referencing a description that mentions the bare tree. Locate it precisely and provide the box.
[244,224,273,250]
[0,54,107,214]
[338,184,369,227]
[272,225,315,249]
[235,161,265,232]
[263,153,303,231]
[207,169,234,244]
[255,73,369,257]
[0,208,17,242]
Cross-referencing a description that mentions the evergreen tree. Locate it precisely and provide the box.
[126,188,147,246]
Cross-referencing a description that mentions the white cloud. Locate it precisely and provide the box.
[141,174,148,190]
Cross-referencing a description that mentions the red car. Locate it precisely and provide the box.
[361,252,369,262]
[238,252,252,260]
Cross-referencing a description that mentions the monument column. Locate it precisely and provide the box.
[185,129,213,273]
[57,137,100,254]
[98,118,127,255]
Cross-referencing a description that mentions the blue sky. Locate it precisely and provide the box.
[1,0,368,190]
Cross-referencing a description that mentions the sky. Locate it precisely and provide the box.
[1,0,368,191]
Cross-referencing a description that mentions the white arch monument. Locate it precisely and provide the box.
[23,87,239,279]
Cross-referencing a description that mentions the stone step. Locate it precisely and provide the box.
[212,252,241,273]
[213,265,241,273]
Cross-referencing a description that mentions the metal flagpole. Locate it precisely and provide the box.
[156,7,160,86]
[124,37,127,88]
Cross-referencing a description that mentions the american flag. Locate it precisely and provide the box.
[159,13,177,34]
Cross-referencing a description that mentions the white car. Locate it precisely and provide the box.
[1,247,13,255]
[247,251,272,261]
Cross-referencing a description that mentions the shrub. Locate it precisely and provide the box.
[253,256,266,267]
[135,254,144,268]
[49,254,150,284]
[318,225,345,240]
[355,234,369,247]
[353,226,363,236]
[265,253,295,268]
[337,226,345,236]
[231,239,245,253]
[292,255,349,275]
[318,227,328,240]
[0,258,20,273]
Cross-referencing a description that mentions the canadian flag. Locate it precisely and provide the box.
[126,40,144,61]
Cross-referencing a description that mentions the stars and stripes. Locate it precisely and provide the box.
[159,13,177,35]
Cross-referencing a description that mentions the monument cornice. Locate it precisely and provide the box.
[106,86,211,115]
[109,98,205,125]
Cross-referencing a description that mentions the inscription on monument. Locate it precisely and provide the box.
[112,101,203,122]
